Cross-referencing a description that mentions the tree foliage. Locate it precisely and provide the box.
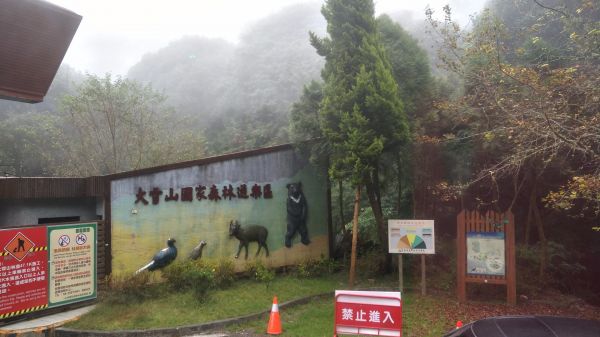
[424,0,600,280]
[377,15,433,119]
[311,0,409,251]
[427,0,599,204]
[203,106,289,156]
[0,112,61,176]
[0,65,83,176]
[57,74,205,176]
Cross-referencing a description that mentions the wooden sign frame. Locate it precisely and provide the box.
[457,210,516,305]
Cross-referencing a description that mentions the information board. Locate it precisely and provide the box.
[48,223,97,306]
[388,220,435,254]
[0,223,97,320]
[466,232,505,276]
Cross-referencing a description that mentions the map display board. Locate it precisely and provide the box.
[0,226,48,319]
[388,220,435,254]
[467,232,505,276]
[48,223,97,307]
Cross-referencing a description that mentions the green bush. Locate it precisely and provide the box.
[163,261,215,299]
[297,256,342,278]
[426,234,456,291]
[105,272,159,304]
[356,248,387,278]
[207,259,236,289]
[517,241,586,294]
[247,260,275,289]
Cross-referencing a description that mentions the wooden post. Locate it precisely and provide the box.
[421,255,426,295]
[506,211,517,305]
[349,186,361,289]
[457,210,466,302]
[398,254,403,293]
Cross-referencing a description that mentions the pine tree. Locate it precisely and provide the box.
[310,0,409,274]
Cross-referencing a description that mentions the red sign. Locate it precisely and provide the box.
[0,226,48,319]
[334,290,402,337]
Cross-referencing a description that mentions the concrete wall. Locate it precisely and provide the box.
[110,148,329,275]
[0,197,101,228]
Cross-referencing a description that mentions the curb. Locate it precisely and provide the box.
[55,292,333,337]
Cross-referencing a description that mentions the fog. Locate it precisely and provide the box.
[47,0,486,76]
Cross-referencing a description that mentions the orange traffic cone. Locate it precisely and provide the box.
[267,296,282,335]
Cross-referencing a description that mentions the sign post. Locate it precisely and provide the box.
[334,290,401,337]
[457,210,516,305]
[388,220,435,295]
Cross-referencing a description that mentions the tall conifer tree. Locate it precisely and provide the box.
[310,0,409,264]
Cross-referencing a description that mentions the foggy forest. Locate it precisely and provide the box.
[2,0,600,311]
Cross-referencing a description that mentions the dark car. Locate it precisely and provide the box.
[443,315,600,337]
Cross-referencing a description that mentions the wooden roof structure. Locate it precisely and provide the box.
[0,0,81,103]
[0,176,104,199]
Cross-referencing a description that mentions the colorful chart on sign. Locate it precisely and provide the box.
[388,220,435,254]
[396,234,427,249]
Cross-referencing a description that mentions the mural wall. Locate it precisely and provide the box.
[110,147,329,274]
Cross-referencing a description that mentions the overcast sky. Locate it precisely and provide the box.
[47,0,487,76]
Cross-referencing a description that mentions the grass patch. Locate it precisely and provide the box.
[232,292,452,337]
[66,273,348,330]
[69,268,456,336]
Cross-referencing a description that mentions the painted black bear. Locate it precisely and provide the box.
[285,182,310,247]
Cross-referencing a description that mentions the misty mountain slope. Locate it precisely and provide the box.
[126,2,325,124]
[128,37,235,119]
[223,2,325,114]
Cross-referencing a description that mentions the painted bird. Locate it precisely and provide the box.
[135,238,177,274]
[188,240,207,260]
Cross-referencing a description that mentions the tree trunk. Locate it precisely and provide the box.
[525,200,533,245]
[528,177,548,279]
[532,194,548,279]
[364,169,386,248]
[339,179,345,232]
[397,153,402,217]
[364,167,392,272]
[349,185,361,289]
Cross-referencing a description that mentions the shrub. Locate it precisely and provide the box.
[163,261,215,299]
[105,272,158,304]
[211,259,236,289]
[297,256,342,278]
[356,248,387,278]
[247,260,275,289]
[517,241,586,294]
[426,234,456,291]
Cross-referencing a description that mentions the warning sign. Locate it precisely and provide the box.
[48,223,97,307]
[0,226,48,319]
[4,232,35,261]
[0,223,98,321]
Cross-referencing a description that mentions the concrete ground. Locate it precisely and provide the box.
[0,306,96,335]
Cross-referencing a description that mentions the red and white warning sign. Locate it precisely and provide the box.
[334,290,402,337]
[0,226,48,319]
